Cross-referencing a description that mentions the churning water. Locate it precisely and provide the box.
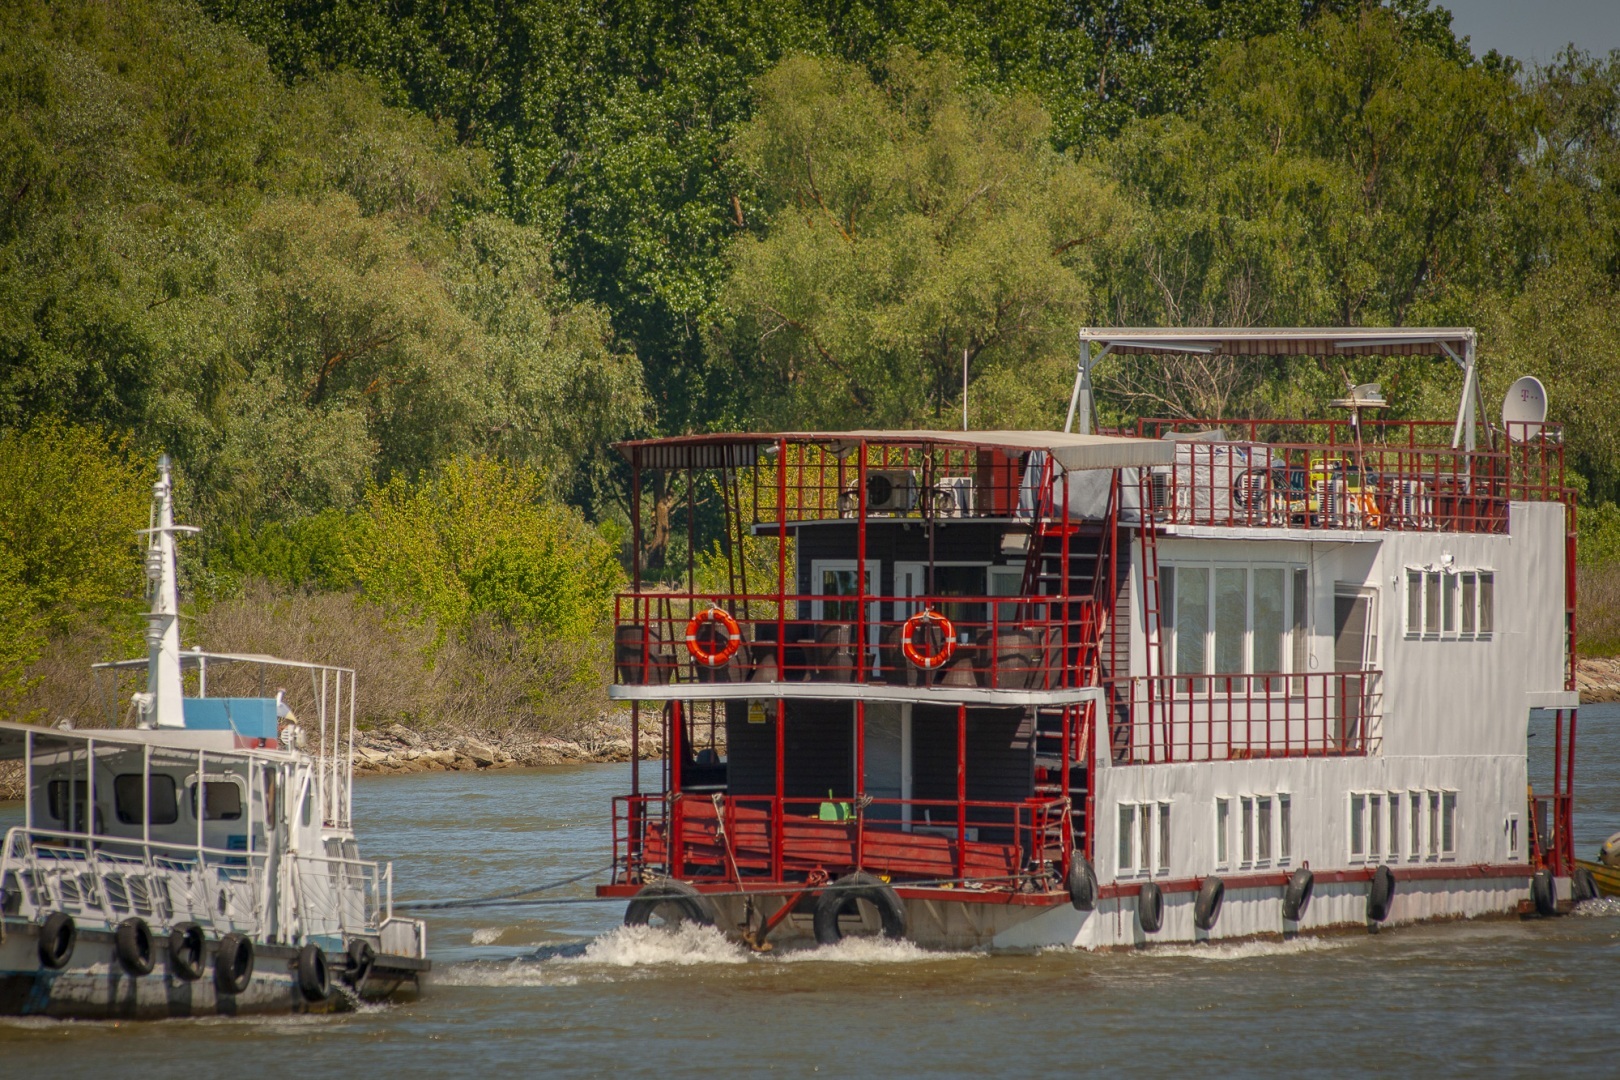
[4,705,1619,1078]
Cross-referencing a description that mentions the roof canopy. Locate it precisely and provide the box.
[617,429,1175,472]
[1076,326,1474,358]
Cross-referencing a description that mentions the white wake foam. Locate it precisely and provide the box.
[771,936,950,963]
[1121,936,1352,962]
[470,927,504,945]
[566,923,751,967]
[1571,896,1620,917]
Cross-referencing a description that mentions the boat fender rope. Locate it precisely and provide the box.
[115,917,155,977]
[685,606,742,667]
[395,862,619,911]
[812,872,907,945]
[37,911,75,970]
[1194,876,1225,932]
[901,610,955,670]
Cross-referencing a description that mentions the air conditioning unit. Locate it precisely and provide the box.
[863,469,917,513]
[931,476,974,517]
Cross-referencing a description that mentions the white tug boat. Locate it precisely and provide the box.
[600,327,1588,949]
[0,458,427,1017]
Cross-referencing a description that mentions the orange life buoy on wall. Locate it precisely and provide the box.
[685,606,742,666]
[901,609,956,670]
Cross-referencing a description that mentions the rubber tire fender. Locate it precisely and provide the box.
[168,923,206,981]
[345,937,377,989]
[812,872,907,946]
[1193,876,1225,932]
[1531,868,1558,917]
[1282,868,1315,922]
[37,911,76,970]
[114,917,155,976]
[1571,866,1599,905]
[623,880,720,929]
[1367,865,1397,923]
[214,932,254,996]
[1067,857,1098,912]
[296,943,331,1003]
[1138,882,1165,934]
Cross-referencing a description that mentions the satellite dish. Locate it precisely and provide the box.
[1501,375,1548,442]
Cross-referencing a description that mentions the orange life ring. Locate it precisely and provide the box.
[685,606,742,667]
[901,610,956,670]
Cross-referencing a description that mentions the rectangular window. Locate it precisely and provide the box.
[1424,571,1441,634]
[1176,566,1210,677]
[190,781,244,822]
[1443,574,1458,634]
[1253,568,1286,675]
[1508,814,1520,859]
[1441,792,1457,857]
[1216,798,1230,869]
[1158,802,1171,873]
[1478,573,1494,635]
[1241,795,1255,865]
[1410,791,1423,859]
[1389,793,1402,859]
[1428,791,1441,857]
[1406,569,1423,635]
[1461,572,1477,636]
[1140,802,1154,875]
[1119,804,1136,873]
[1256,796,1273,866]
[46,779,88,829]
[1350,792,1366,859]
[1292,568,1310,687]
[114,773,179,826]
[1279,794,1292,863]
[1369,793,1383,857]
[1215,568,1249,675]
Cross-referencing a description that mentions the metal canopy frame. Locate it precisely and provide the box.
[1065,327,1483,452]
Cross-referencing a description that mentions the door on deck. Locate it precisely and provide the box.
[1333,587,1378,750]
[863,702,912,826]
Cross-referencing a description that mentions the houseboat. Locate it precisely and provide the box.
[598,327,1589,950]
[0,458,428,1017]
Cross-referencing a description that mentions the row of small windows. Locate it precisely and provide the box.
[1405,569,1493,639]
[1350,790,1456,862]
[45,775,245,828]
[1163,564,1309,677]
[1216,793,1291,871]
[1117,801,1170,876]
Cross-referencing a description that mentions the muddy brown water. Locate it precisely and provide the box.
[3,704,1619,1077]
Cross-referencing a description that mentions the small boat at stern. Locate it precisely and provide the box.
[0,457,428,1019]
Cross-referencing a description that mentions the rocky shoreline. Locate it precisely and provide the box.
[352,710,667,774]
[1576,657,1620,703]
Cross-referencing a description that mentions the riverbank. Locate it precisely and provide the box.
[352,710,666,774]
[1577,656,1620,703]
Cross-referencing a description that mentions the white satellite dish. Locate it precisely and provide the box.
[1501,375,1548,442]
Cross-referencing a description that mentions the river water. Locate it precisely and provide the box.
[4,704,1619,1077]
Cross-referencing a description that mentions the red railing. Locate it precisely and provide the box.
[613,592,1097,690]
[611,793,1067,887]
[1107,672,1381,764]
[1134,419,1568,535]
[743,442,1028,526]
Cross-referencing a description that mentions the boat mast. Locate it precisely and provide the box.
[140,455,192,728]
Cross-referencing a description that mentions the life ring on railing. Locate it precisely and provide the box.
[685,606,742,667]
[901,610,956,670]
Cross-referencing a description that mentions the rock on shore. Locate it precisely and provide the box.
[351,710,667,774]
[1576,657,1620,703]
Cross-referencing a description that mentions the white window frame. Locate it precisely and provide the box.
[1506,813,1521,860]
[1119,801,1170,877]
[1277,793,1292,865]
[1255,795,1273,868]
[1215,796,1231,871]
[1387,790,1402,861]
[1164,561,1307,677]
[1440,790,1457,859]
[1407,566,1495,641]
[1409,790,1423,861]
[1350,791,1367,861]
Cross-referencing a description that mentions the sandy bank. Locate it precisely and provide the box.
[1576,657,1620,703]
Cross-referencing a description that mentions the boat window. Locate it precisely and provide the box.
[1423,571,1441,635]
[1278,795,1291,863]
[1428,791,1441,857]
[1118,804,1137,874]
[1440,792,1457,857]
[46,779,88,830]
[1139,803,1153,874]
[1350,793,1365,859]
[1253,568,1286,675]
[1406,570,1423,635]
[1256,796,1273,866]
[1175,566,1209,678]
[1215,798,1230,869]
[1477,573,1494,635]
[1157,802,1171,873]
[189,780,244,821]
[263,770,278,830]
[1409,791,1423,858]
[987,566,1022,623]
[1214,568,1248,674]
[1241,795,1255,866]
[1168,562,1307,679]
[1291,569,1309,692]
[1368,794,1382,857]
[1507,814,1520,859]
[1461,573,1477,635]
[113,774,179,825]
[1388,793,1401,860]
[1442,574,1458,635]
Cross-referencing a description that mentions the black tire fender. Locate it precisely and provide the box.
[623,880,720,929]
[345,937,376,988]
[1282,868,1315,922]
[37,911,75,970]
[1194,876,1225,932]
[168,923,206,981]
[1368,865,1397,923]
[297,943,331,1003]
[114,917,155,976]
[214,932,254,995]
[1067,857,1098,911]
[1531,868,1558,917]
[1572,866,1598,905]
[812,872,907,945]
[1138,881,1164,934]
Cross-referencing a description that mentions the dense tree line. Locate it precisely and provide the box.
[5,0,1620,718]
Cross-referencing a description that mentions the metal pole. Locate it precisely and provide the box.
[956,703,967,881]
[855,698,865,870]
[1065,334,1088,434]
[857,440,868,684]
[774,698,785,881]
[962,348,969,431]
